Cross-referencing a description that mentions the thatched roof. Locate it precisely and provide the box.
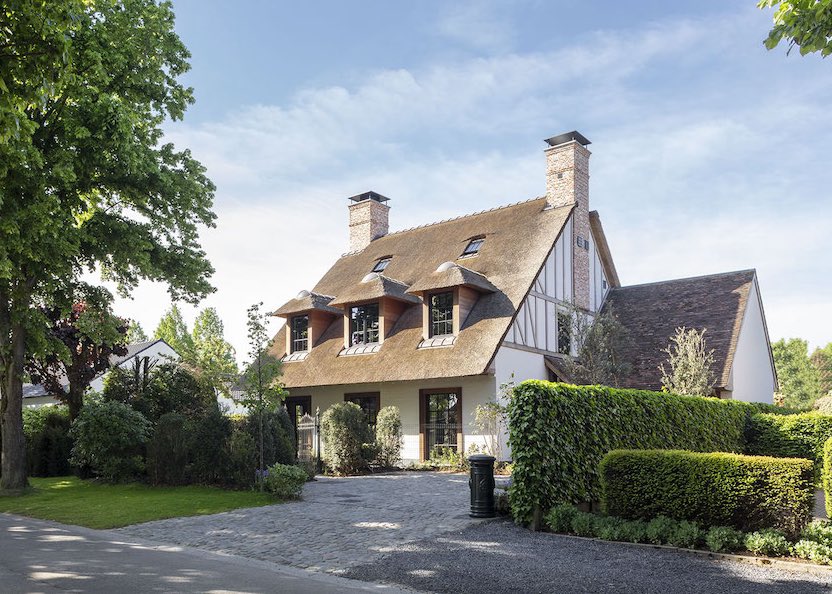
[603,270,757,391]
[329,274,420,307]
[271,197,573,388]
[273,291,341,317]
[407,263,498,295]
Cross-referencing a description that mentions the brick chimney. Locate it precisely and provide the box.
[348,191,390,253]
[544,131,591,310]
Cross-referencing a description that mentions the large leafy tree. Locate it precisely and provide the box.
[25,296,128,421]
[564,306,633,388]
[811,343,832,395]
[154,304,195,360]
[0,0,215,490]
[759,0,832,57]
[125,320,148,344]
[773,338,823,408]
[191,307,237,396]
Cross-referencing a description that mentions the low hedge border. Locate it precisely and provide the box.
[599,449,814,536]
[746,412,832,482]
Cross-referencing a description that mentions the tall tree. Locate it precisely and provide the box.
[759,0,832,57]
[191,307,237,396]
[25,296,128,420]
[564,306,633,387]
[659,327,716,397]
[154,305,195,359]
[773,338,822,408]
[811,343,832,396]
[0,0,215,490]
[125,320,148,344]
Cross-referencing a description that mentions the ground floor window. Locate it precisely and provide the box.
[344,392,380,426]
[420,388,462,460]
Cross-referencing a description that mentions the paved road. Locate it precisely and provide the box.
[120,471,480,573]
[0,512,411,593]
[346,520,832,594]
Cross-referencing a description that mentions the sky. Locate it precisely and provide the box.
[109,0,832,362]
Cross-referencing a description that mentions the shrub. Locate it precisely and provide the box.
[375,406,402,467]
[187,409,232,484]
[23,406,72,477]
[600,449,814,536]
[570,511,598,537]
[429,446,468,471]
[667,521,703,549]
[147,413,188,485]
[646,516,677,545]
[745,529,790,557]
[507,381,751,525]
[69,400,151,482]
[814,396,832,415]
[618,520,649,544]
[793,540,832,564]
[262,463,307,499]
[596,516,626,541]
[705,526,745,553]
[824,438,832,518]
[545,504,580,533]
[746,411,832,481]
[226,429,258,488]
[321,403,374,475]
[801,519,832,546]
[243,407,296,467]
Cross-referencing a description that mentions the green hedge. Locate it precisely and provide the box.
[745,412,832,481]
[824,438,832,518]
[600,449,814,536]
[507,381,752,525]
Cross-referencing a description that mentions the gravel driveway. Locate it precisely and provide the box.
[345,520,832,594]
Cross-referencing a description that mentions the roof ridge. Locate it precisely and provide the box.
[614,269,756,291]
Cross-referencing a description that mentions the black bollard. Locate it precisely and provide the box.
[468,454,496,518]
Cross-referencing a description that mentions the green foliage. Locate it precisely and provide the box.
[705,526,745,553]
[646,516,678,545]
[430,446,468,471]
[147,413,188,486]
[321,402,374,475]
[69,400,151,483]
[241,408,295,467]
[600,449,814,536]
[595,516,627,541]
[659,327,716,397]
[618,520,649,543]
[226,429,258,488]
[793,539,832,564]
[186,409,232,485]
[564,305,633,387]
[667,520,704,549]
[772,338,822,408]
[154,305,196,361]
[545,504,580,533]
[746,411,832,480]
[759,0,832,57]
[824,438,832,517]
[374,406,402,467]
[22,406,72,477]
[812,344,832,395]
[801,519,832,546]
[570,511,599,537]
[815,395,832,414]
[191,307,237,396]
[506,381,751,525]
[262,463,308,499]
[125,320,149,344]
[745,529,791,557]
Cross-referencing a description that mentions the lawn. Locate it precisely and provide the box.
[0,476,275,529]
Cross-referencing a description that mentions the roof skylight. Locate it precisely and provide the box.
[460,237,484,257]
[371,257,391,273]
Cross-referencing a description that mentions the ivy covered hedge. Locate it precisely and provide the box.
[506,381,751,525]
[599,449,814,536]
[745,412,832,481]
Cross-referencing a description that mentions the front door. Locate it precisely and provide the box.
[420,388,462,460]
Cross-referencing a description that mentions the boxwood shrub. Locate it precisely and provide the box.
[746,412,832,481]
[507,381,750,525]
[599,449,814,536]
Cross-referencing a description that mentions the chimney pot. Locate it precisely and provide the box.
[348,190,390,252]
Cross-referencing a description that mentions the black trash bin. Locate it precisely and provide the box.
[468,454,496,518]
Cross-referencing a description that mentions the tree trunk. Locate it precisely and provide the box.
[66,383,84,422]
[0,316,29,491]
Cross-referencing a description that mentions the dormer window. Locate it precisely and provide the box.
[290,315,309,353]
[429,292,454,337]
[350,303,379,346]
[460,237,484,257]
[371,257,391,273]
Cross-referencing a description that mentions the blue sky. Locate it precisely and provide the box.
[111,0,832,361]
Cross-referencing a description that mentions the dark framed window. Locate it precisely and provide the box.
[461,237,484,257]
[371,257,391,273]
[290,315,309,353]
[350,302,379,346]
[344,392,381,426]
[557,311,571,355]
[429,291,454,337]
[420,388,462,460]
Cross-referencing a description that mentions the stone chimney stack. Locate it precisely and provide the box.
[544,131,591,310]
[348,191,390,253]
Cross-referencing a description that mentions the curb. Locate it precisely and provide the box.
[542,531,832,578]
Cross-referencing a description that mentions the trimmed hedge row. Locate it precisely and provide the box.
[824,438,832,518]
[507,381,751,525]
[599,449,814,536]
[745,412,832,480]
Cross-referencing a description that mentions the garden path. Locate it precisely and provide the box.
[117,471,482,573]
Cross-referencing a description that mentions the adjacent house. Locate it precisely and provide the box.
[23,338,179,408]
[270,131,777,462]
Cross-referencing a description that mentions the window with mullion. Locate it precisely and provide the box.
[290,315,309,353]
[350,302,380,346]
[429,291,454,337]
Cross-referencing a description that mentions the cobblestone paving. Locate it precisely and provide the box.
[118,472,480,573]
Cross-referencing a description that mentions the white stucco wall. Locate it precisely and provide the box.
[726,278,775,403]
[89,340,180,393]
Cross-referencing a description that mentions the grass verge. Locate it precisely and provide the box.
[0,476,275,529]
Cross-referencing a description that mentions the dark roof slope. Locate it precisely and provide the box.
[603,270,756,391]
[272,198,573,388]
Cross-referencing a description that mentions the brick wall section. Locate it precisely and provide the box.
[348,199,390,252]
[545,141,591,310]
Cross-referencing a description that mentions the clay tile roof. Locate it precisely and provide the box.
[328,275,421,307]
[603,269,757,391]
[407,263,499,295]
[270,197,574,388]
[273,291,341,317]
